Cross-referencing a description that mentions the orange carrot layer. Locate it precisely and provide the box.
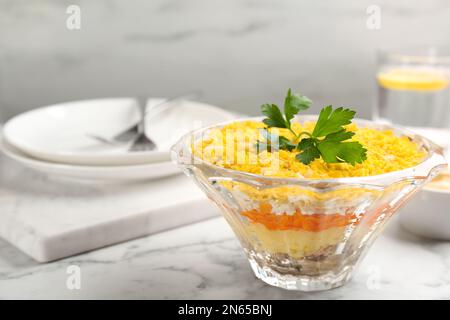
[241,202,357,232]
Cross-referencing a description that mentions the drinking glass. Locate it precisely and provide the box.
[374,46,450,128]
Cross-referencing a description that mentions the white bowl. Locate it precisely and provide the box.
[400,171,450,240]
[400,127,450,240]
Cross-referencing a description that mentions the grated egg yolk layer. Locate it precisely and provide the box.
[193,121,426,179]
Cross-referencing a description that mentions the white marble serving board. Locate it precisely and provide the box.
[0,155,219,263]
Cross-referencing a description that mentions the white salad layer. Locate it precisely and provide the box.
[232,186,374,216]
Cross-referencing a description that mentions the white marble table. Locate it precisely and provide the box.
[1,214,449,299]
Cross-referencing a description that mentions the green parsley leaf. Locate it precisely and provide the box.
[296,138,320,165]
[261,104,287,128]
[312,106,356,138]
[324,129,355,142]
[295,105,366,165]
[297,137,315,151]
[261,90,311,130]
[317,141,367,165]
[284,88,312,124]
[259,89,367,166]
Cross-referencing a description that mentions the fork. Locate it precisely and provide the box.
[128,96,157,152]
[87,92,201,147]
[128,92,203,152]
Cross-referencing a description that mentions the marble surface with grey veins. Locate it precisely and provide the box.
[1,215,450,299]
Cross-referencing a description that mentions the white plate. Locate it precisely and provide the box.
[3,98,236,166]
[0,139,181,182]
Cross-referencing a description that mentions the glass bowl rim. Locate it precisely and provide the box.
[172,115,447,187]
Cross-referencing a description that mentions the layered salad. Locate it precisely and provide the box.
[191,89,426,279]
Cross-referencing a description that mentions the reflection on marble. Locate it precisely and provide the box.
[1,216,449,299]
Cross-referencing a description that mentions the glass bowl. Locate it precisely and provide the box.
[171,117,447,291]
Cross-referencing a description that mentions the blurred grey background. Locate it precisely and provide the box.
[1,0,450,120]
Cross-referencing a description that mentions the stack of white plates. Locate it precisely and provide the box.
[1,98,236,182]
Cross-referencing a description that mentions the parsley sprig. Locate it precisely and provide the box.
[261,89,311,140]
[258,89,367,165]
